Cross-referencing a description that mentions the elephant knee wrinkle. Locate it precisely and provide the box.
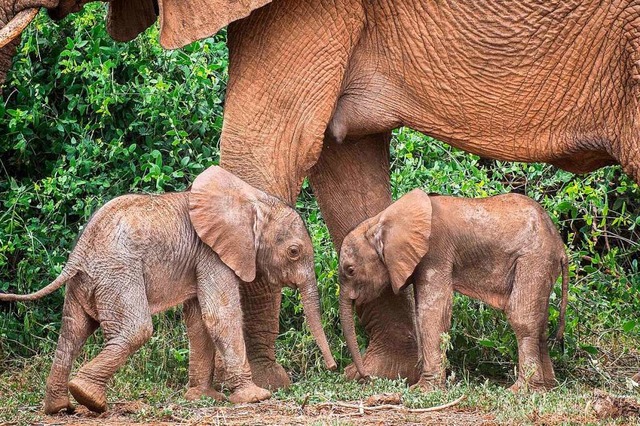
[127,324,153,348]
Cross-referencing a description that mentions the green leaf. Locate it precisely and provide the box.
[623,320,636,333]
[479,339,495,348]
[580,345,598,355]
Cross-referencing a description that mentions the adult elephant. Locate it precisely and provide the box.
[1,0,639,387]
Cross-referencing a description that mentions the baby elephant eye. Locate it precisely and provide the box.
[345,265,355,277]
[287,245,301,260]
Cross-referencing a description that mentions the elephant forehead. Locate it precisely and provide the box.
[275,207,301,225]
[270,210,310,241]
[340,236,358,258]
[340,235,368,263]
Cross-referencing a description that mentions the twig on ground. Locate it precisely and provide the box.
[406,395,467,413]
[299,394,310,412]
[319,394,466,414]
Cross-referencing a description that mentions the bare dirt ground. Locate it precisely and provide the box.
[5,391,640,425]
[14,401,497,426]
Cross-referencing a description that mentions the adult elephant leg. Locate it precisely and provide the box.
[238,280,288,389]
[616,139,640,186]
[627,163,640,384]
[616,136,640,382]
[309,133,421,384]
[220,0,365,389]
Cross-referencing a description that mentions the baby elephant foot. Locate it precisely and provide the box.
[229,383,271,404]
[509,381,527,393]
[184,386,227,402]
[43,394,75,415]
[249,361,291,390]
[68,377,107,413]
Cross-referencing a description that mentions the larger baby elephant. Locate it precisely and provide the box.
[0,166,336,414]
[339,189,568,391]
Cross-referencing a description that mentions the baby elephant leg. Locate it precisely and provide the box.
[539,332,556,388]
[69,278,153,413]
[506,260,554,392]
[183,298,225,401]
[44,284,98,414]
[197,264,270,404]
[411,268,453,392]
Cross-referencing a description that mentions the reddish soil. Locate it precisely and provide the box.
[26,400,497,425]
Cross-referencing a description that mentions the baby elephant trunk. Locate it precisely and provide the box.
[298,277,337,370]
[339,294,369,380]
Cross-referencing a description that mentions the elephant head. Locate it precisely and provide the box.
[338,189,433,379]
[189,165,337,371]
[0,0,275,85]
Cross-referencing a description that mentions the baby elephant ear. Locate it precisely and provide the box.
[372,189,432,294]
[188,166,266,283]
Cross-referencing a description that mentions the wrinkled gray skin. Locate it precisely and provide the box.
[0,166,336,414]
[339,190,568,392]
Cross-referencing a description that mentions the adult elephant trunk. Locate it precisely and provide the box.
[0,8,38,85]
[339,294,368,379]
[298,275,337,371]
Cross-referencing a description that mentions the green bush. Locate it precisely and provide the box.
[1,4,639,390]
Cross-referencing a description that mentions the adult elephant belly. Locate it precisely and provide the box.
[220,0,640,387]
[329,0,634,177]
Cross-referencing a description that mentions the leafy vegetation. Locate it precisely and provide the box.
[1,4,640,424]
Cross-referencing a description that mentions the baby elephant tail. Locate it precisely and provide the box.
[555,254,569,344]
[0,267,77,302]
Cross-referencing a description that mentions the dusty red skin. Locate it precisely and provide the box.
[0,166,335,413]
[1,0,638,385]
[339,190,569,391]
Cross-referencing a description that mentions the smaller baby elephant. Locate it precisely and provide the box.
[339,189,568,392]
[0,166,336,414]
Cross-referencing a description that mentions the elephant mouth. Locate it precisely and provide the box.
[0,8,39,49]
